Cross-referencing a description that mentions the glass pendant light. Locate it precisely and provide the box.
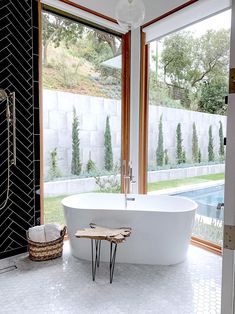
[115,0,145,31]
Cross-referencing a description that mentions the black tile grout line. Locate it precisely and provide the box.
[0,265,17,275]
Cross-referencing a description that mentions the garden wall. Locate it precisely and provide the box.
[43,89,227,177]
[44,164,225,196]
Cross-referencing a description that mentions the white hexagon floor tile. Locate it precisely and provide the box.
[0,242,221,314]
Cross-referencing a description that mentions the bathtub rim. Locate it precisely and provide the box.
[61,193,198,213]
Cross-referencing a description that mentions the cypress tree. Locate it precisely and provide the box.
[71,107,82,175]
[176,123,183,164]
[104,116,113,171]
[156,114,164,167]
[192,122,199,163]
[208,125,215,162]
[198,149,202,163]
[164,149,169,165]
[219,121,224,160]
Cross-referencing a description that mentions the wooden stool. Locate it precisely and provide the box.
[75,223,132,283]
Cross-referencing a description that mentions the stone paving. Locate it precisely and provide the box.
[0,241,221,314]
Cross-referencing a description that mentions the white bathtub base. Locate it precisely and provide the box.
[63,194,197,265]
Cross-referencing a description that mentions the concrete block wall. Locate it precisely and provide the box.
[43,89,227,177]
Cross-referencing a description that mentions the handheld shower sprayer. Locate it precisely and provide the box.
[0,88,17,209]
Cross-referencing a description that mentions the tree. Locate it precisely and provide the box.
[156,115,164,166]
[192,122,199,163]
[219,121,225,160]
[71,107,82,175]
[164,149,169,165]
[176,123,183,164]
[199,78,228,114]
[42,12,83,66]
[160,29,230,111]
[104,116,113,171]
[198,149,202,163]
[208,125,215,162]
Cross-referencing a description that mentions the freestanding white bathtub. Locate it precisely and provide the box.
[62,193,197,265]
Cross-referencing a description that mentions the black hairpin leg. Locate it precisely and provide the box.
[109,242,117,284]
[91,239,101,281]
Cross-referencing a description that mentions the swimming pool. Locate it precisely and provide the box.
[174,185,224,220]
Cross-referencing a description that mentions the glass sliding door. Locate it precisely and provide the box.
[147,10,231,247]
[41,9,127,225]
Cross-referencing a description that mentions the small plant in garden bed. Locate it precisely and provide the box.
[193,216,223,246]
[94,164,121,193]
[48,148,61,180]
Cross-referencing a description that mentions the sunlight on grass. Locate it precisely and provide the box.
[148,173,224,192]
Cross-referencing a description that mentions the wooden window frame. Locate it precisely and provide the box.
[138,29,222,256]
[39,3,131,223]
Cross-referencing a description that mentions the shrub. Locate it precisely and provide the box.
[164,149,169,165]
[94,164,120,193]
[192,122,199,163]
[219,121,224,160]
[156,114,164,167]
[176,123,183,164]
[208,125,215,162]
[104,116,113,171]
[71,107,82,175]
[86,159,96,173]
[198,149,202,163]
[48,148,61,179]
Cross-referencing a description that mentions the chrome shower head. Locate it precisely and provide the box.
[0,89,8,102]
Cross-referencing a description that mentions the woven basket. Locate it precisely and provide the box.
[27,226,67,261]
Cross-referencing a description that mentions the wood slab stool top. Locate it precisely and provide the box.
[75,223,132,283]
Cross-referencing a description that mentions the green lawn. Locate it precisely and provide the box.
[148,173,224,192]
[44,173,224,225]
[44,194,68,225]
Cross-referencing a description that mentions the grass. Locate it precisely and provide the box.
[44,194,68,226]
[147,173,224,192]
[44,173,224,225]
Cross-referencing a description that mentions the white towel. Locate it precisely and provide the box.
[28,225,46,243]
[44,223,61,242]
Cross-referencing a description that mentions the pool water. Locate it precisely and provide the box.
[175,185,224,220]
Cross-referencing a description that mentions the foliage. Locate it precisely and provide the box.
[104,116,113,171]
[198,149,202,163]
[48,148,61,179]
[156,114,164,166]
[42,11,122,99]
[193,216,223,246]
[192,122,199,163]
[219,121,225,160]
[71,107,82,175]
[94,164,120,193]
[208,125,215,162]
[164,149,169,165]
[176,123,183,164]
[158,29,230,113]
[199,78,228,114]
[42,12,83,66]
[182,150,186,164]
[86,158,96,173]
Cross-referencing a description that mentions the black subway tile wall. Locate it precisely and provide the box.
[0,0,40,259]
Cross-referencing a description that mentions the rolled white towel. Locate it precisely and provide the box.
[44,223,61,242]
[28,225,46,243]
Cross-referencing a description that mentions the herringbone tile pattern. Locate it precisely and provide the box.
[0,0,35,258]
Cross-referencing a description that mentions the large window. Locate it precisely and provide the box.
[41,10,125,225]
[147,10,231,246]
